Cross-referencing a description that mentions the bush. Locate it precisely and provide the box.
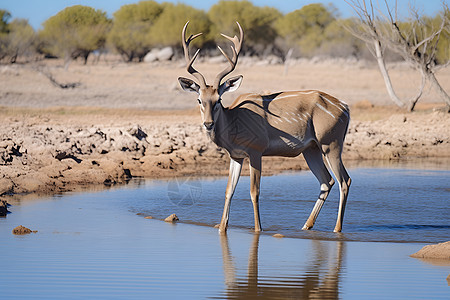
[208,0,281,55]
[4,19,36,62]
[276,3,336,57]
[39,5,110,65]
[318,19,366,58]
[0,10,11,60]
[108,0,163,62]
[151,3,211,49]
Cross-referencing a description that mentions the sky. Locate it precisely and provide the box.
[0,0,446,30]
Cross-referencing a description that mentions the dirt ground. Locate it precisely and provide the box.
[0,57,449,196]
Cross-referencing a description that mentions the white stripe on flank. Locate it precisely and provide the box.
[320,94,350,118]
[274,91,316,101]
[296,91,317,94]
[296,113,305,121]
[315,103,336,119]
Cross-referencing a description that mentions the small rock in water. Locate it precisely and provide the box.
[144,216,154,219]
[410,241,450,260]
[164,214,179,222]
[272,233,285,238]
[12,225,37,235]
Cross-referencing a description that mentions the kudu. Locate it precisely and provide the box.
[178,22,351,233]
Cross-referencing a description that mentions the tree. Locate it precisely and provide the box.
[108,1,163,62]
[40,5,110,66]
[5,19,35,63]
[208,0,281,55]
[346,0,450,111]
[319,19,366,58]
[0,10,10,33]
[151,3,211,48]
[0,10,11,60]
[276,3,337,57]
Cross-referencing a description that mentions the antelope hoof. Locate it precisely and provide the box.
[333,227,342,233]
[216,224,228,234]
[302,223,313,230]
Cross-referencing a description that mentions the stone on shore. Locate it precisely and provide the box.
[164,213,179,222]
[410,241,450,260]
[273,233,285,238]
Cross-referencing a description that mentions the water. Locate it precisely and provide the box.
[1,167,449,299]
[127,168,450,243]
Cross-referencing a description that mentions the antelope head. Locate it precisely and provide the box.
[178,21,244,132]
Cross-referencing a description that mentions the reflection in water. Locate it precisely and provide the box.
[218,234,345,299]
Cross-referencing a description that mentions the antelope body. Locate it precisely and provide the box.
[178,22,351,233]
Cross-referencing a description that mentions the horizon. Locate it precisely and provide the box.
[0,0,446,30]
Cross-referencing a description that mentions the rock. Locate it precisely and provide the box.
[157,47,174,61]
[143,49,159,63]
[12,225,37,235]
[410,241,450,260]
[144,47,174,62]
[13,173,47,194]
[164,213,179,222]
[273,233,285,238]
[128,125,148,141]
[144,216,154,219]
[0,200,9,216]
[0,178,14,195]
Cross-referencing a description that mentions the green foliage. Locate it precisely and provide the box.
[151,3,211,48]
[39,5,110,64]
[108,0,163,61]
[0,9,10,33]
[320,19,366,57]
[208,0,281,52]
[0,11,36,62]
[2,1,447,64]
[4,19,36,62]
[276,3,336,56]
[0,10,11,59]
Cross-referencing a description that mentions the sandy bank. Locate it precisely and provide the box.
[0,59,449,197]
[0,106,448,196]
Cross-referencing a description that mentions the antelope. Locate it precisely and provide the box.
[178,22,351,233]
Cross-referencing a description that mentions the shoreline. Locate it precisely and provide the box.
[1,59,449,198]
[1,106,449,198]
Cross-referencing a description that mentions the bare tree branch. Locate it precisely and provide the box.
[345,0,450,111]
[32,66,81,89]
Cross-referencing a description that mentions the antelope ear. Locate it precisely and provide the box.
[219,75,243,96]
[178,77,200,93]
